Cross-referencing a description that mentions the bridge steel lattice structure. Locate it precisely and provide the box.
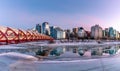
[0,26,54,45]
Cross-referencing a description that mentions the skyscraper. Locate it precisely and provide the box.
[50,26,56,38]
[55,27,66,39]
[42,22,50,36]
[36,24,42,33]
[109,27,114,39]
[50,26,65,39]
[102,28,109,39]
[91,25,103,39]
[78,27,86,38]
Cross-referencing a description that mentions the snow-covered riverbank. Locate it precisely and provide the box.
[0,41,120,49]
[40,41,120,47]
[0,52,120,71]
[0,52,38,71]
[22,41,120,47]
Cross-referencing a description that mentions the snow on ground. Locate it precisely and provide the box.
[0,52,38,71]
[27,41,120,47]
[0,52,101,71]
[0,41,120,49]
[0,45,25,49]
[0,52,120,71]
[0,52,38,61]
[1,41,120,71]
[9,55,120,71]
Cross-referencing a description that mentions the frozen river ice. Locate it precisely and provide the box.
[1,54,120,71]
[0,42,120,71]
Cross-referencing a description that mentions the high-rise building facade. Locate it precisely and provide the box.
[102,28,109,39]
[91,25,103,39]
[105,28,109,38]
[108,27,114,39]
[78,27,86,38]
[65,29,71,39]
[54,27,66,39]
[116,31,119,39]
[73,28,78,34]
[102,30,105,38]
[50,26,56,38]
[36,24,42,33]
[50,26,65,39]
[42,22,50,35]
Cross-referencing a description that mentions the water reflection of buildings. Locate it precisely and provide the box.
[73,48,78,53]
[91,46,119,56]
[35,45,120,57]
[91,48,102,56]
[63,46,120,56]
[63,46,79,53]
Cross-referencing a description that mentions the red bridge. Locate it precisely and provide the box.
[0,26,54,45]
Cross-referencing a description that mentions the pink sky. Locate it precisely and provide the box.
[0,0,120,32]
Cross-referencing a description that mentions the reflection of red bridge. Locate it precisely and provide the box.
[0,26,54,45]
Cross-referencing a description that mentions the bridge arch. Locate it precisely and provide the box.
[0,26,54,45]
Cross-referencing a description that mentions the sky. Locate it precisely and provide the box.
[0,0,120,31]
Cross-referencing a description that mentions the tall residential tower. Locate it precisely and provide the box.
[91,25,103,39]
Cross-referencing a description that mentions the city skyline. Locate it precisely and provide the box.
[0,0,120,31]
